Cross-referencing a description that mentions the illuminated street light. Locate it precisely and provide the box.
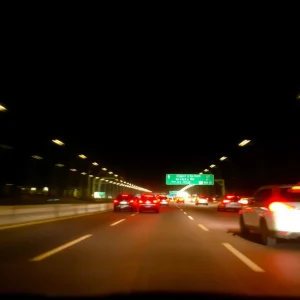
[52,139,64,146]
[89,175,93,177]
[204,169,209,172]
[114,174,118,177]
[92,162,99,166]
[210,164,216,168]
[78,154,87,159]
[32,155,43,160]
[102,167,107,171]
[238,140,251,147]
[0,104,7,112]
[108,171,113,174]
[81,172,87,175]
[199,172,203,174]
[220,156,227,161]
[55,163,64,167]
[297,94,300,100]
[70,168,77,172]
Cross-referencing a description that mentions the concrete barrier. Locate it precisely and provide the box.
[0,203,113,226]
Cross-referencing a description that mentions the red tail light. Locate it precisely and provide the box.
[269,202,295,212]
[113,199,119,203]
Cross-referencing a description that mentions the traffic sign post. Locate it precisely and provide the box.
[166,174,214,185]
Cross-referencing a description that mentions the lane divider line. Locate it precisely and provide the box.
[131,213,137,216]
[0,210,111,231]
[198,224,209,231]
[29,234,92,262]
[188,216,194,220]
[110,219,126,226]
[183,212,187,214]
[222,243,265,273]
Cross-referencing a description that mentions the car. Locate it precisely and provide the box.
[176,197,185,204]
[211,195,221,203]
[113,193,137,212]
[157,195,169,206]
[239,183,300,246]
[195,194,209,206]
[217,194,246,211]
[138,193,160,213]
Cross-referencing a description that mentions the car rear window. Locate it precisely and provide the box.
[116,194,134,200]
[224,195,240,201]
[280,188,300,202]
[141,195,155,200]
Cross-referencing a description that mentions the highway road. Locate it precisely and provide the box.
[1,202,300,296]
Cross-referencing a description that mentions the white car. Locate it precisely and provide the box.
[239,183,300,246]
[195,195,209,206]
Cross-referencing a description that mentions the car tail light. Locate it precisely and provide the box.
[238,199,248,205]
[139,200,143,203]
[153,200,157,203]
[113,199,119,203]
[269,202,295,212]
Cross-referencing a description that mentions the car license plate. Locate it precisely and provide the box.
[120,201,128,204]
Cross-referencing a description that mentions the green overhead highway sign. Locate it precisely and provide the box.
[166,174,214,185]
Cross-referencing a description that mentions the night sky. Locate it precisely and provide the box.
[1,41,299,193]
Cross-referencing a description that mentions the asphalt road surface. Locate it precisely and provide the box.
[1,202,300,297]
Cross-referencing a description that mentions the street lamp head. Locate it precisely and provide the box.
[238,140,251,147]
[0,104,7,112]
[52,139,64,146]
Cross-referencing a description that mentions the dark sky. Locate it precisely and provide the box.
[1,35,299,192]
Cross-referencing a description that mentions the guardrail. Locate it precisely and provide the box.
[0,203,113,227]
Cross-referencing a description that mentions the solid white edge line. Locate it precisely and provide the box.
[110,219,126,226]
[30,234,92,262]
[222,243,265,272]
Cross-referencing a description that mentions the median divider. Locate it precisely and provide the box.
[0,203,113,226]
